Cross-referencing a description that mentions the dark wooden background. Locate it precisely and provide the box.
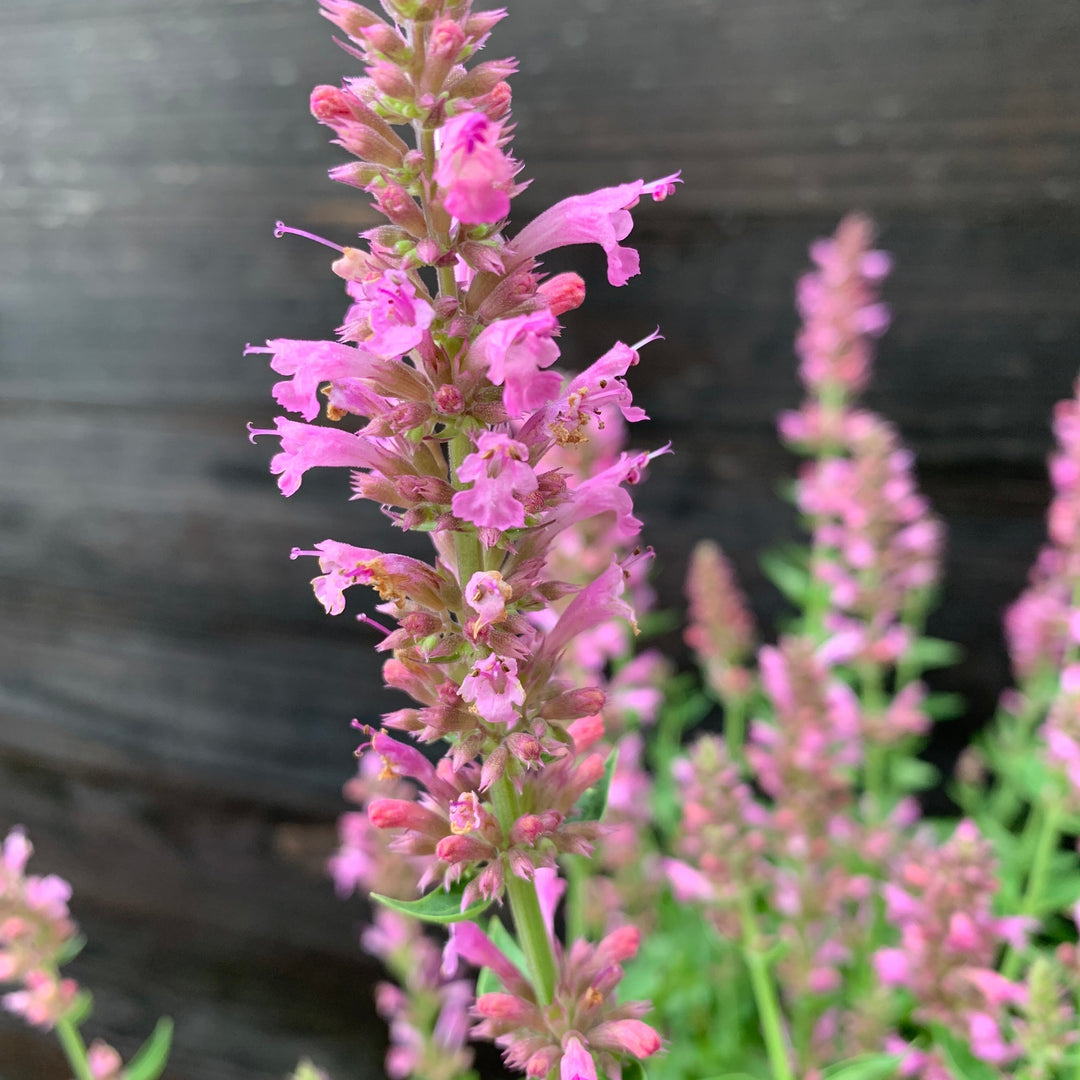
[2,0,1079,1075]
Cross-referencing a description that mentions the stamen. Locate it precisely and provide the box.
[631,327,663,352]
[274,220,345,253]
[246,422,276,443]
[243,342,272,356]
[357,613,393,636]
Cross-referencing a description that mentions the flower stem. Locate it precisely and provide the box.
[738,893,793,1080]
[724,691,747,765]
[491,777,558,1005]
[56,1014,94,1080]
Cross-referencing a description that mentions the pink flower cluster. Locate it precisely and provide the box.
[664,736,768,938]
[791,212,891,407]
[0,827,79,1030]
[875,820,1032,1064]
[683,540,756,703]
[1006,380,1080,684]
[780,217,941,751]
[250,3,675,1077]
[795,410,943,671]
[446,873,660,1080]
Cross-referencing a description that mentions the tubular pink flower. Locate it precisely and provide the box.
[511,173,682,287]
[470,309,562,418]
[587,1019,662,1058]
[460,653,526,726]
[290,540,446,615]
[245,338,380,423]
[560,1036,598,1080]
[247,417,396,496]
[434,111,515,224]
[465,570,513,631]
[452,432,539,532]
[340,270,435,358]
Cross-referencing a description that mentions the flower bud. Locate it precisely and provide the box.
[538,272,586,316]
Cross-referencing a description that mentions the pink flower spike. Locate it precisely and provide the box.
[874,947,910,986]
[511,173,681,287]
[662,857,716,903]
[560,1036,598,1080]
[434,112,515,224]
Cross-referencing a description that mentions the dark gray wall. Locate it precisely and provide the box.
[1,0,1079,1075]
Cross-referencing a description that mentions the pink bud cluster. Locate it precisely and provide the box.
[0,827,79,1030]
[1042,664,1080,805]
[664,736,768,939]
[445,875,661,1080]
[1005,379,1080,684]
[794,412,943,671]
[749,638,863,826]
[367,908,476,1080]
[874,820,1032,1064]
[791,212,891,407]
[252,4,677,1078]
[683,540,756,702]
[780,217,941,756]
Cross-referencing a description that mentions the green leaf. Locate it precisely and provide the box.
[575,750,617,822]
[890,758,940,794]
[698,1074,765,1080]
[922,692,966,721]
[760,549,810,606]
[1032,872,1080,916]
[124,1018,175,1080]
[907,637,964,671]
[932,1027,1000,1080]
[55,933,87,966]
[621,1062,648,1080]
[476,965,499,997]
[822,1053,900,1080]
[371,882,492,925]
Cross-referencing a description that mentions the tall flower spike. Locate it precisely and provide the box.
[251,4,678,1076]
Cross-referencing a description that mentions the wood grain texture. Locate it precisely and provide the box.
[1,0,1079,1075]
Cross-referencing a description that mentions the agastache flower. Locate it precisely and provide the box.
[469,309,562,418]
[452,432,539,532]
[0,828,80,1031]
[511,174,682,287]
[340,270,435,357]
[460,654,526,726]
[252,5,676,1076]
[434,111,516,224]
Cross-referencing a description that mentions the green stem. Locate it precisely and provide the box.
[56,1014,94,1080]
[449,431,484,584]
[723,691,747,765]
[859,661,889,815]
[490,777,558,1005]
[738,893,793,1080]
[564,854,588,944]
[1001,799,1062,980]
